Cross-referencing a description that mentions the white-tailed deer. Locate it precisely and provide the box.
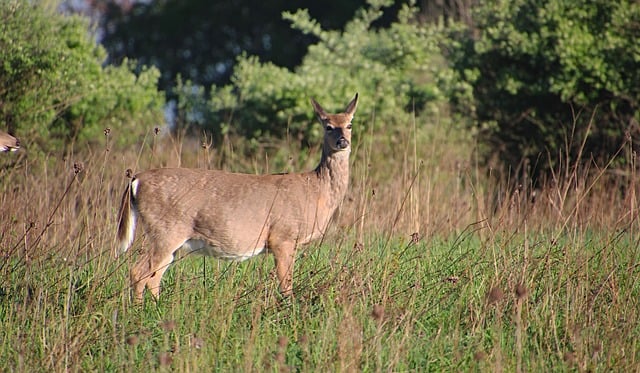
[0,130,19,152]
[117,94,358,300]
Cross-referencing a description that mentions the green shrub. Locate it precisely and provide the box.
[452,0,640,182]
[0,1,165,151]
[177,0,470,151]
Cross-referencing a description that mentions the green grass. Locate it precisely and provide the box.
[2,224,639,371]
[1,121,639,371]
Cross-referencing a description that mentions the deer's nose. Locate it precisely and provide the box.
[336,137,349,149]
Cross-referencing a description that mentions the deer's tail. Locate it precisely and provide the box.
[116,178,137,257]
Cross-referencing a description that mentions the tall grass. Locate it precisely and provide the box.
[1,116,639,371]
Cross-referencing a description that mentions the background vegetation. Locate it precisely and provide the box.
[1,0,639,371]
[455,0,640,183]
[0,0,164,152]
[180,1,469,152]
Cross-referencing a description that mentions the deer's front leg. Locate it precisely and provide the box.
[271,240,296,297]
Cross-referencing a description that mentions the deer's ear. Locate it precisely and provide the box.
[311,98,328,122]
[344,93,358,117]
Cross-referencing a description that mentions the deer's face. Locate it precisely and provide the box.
[321,113,353,152]
[312,94,358,154]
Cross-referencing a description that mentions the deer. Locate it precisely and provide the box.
[116,93,358,301]
[0,130,19,152]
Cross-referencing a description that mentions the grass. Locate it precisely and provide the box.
[1,119,639,371]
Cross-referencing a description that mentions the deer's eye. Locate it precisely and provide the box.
[326,125,334,132]
[346,123,352,130]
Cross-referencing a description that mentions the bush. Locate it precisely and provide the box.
[452,0,640,183]
[176,0,470,150]
[0,1,165,151]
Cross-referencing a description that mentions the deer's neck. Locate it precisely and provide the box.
[314,146,350,208]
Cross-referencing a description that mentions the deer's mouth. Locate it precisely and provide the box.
[336,137,349,150]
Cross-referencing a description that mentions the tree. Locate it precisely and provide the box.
[99,0,368,94]
[173,0,468,152]
[0,0,164,151]
[452,0,640,183]
[95,0,422,95]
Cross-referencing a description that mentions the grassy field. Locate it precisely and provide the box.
[1,120,639,372]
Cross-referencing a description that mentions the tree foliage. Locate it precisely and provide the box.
[175,0,469,151]
[0,1,164,150]
[453,0,640,182]
[100,0,375,94]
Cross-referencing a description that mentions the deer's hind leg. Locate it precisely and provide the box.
[131,234,186,301]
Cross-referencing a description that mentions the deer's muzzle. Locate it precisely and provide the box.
[337,137,349,149]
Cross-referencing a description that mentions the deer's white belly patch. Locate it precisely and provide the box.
[180,239,264,261]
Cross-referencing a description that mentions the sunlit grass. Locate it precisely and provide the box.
[2,224,638,371]
[1,119,639,371]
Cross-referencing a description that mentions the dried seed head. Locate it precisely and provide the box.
[154,127,160,135]
[592,342,602,355]
[126,169,133,178]
[104,128,111,136]
[563,351,576,365]
[410,232,420,244]
[298,334,308,345]
[371,304,385,322]
[444,276,459,285]
[515,283,528,299]
[591,342,602,360]
[190,336,204,349]
[158,352,173,366]
[73,162,84,175]
[487,287,504,305]
[473,351,486,361]
[277,335,288,349]
[125,335,139,346]
[161,320,176,332]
